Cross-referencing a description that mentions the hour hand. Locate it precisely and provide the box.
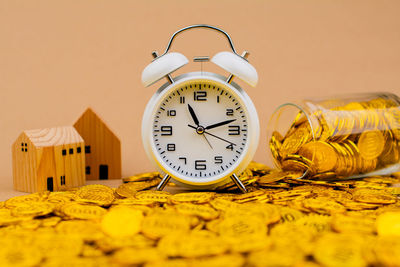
[187,104,200,126]
[205,119,236,130]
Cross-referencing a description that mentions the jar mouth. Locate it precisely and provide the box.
[268,102,316,179]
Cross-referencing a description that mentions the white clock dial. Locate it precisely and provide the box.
[152,79,248,180]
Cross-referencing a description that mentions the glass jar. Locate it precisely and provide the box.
[267,92,400,180]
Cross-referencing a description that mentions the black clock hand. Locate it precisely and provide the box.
[205,119,236,130]
[188,125,236,146]
[187,104,200,126]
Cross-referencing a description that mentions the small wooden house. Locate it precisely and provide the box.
[12,126,86,193]
[74,108,121,180]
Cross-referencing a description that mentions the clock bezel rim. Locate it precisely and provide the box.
[142,71,259,188]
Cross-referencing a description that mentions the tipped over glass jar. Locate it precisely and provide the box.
[267,92,400,180]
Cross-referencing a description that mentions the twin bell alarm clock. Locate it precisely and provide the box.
[141,25,259,193]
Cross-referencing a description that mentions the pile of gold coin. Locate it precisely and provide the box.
[1,163,400,266]
[270,97,400,179]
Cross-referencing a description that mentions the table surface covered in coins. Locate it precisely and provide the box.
[1,162,400,267]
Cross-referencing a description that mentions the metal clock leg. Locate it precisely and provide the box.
[230,173,247,193]
[156,174,171,191]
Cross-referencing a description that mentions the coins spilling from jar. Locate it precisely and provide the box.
[1,165,400,266]
[270,97,400,179]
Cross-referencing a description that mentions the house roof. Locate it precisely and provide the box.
[74,107,120,141]
[24,126,84,147]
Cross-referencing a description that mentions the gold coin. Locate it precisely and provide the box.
[56,220,105,241]
[209,198,240,211]
[135,190,171,203]
[61,203,107,220]
[258,170,299,184]
[294,214,332,234]
[280,124,311,158]
[168,192,215,204]
[352,188,397,204]
[247,161,272,174]
[4,193,43,208]
[302,197,346,215]
[313,233,367,267]
[96,234,155,253]
[189,254,245,267]
[0,242,42,266]
[116,180,160,198]
[330,214,375,235]
[299,141,337,172]
[141,211,191,240]
[358,131,385,160]
[158,231,228,257]
[101,207,143,238]
[10,202,54,217]
[216,215,267,239]
[113,247,162,265]
[277,206,305,223]
[76,185,114,206]
[33,233,84,258]
[174,203,219,220]
[376,211,400,236]
[281,154,315,174]
[122,171,160,183]
[0,209,32,226]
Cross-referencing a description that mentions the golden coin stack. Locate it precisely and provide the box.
[1,165,400,266]
[270,97,400,180]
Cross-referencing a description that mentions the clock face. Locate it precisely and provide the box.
[152,79,249,181]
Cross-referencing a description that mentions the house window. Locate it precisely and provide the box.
[60,175,65,185]
[85,146,91,154]
[62,149,67,156]
[77,147,81,153]
[86,166,91,175]
[69,148,73,155]
[21,143,27,152]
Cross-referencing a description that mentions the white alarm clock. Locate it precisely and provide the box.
[141,25,259,192]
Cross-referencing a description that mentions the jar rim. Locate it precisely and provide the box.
[270,102,317,179]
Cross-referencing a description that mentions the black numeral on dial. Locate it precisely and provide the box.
[161,126,172,136]
[167,110,176,116]
[226,144,234,151]
[194,91,207,101]
[228,125,240,135]
[179,157,187,164]
[214,156,223,164]
[226,109,234,116]
[180,96,185,104]
[195,160,207,170]
[167,144,175,151]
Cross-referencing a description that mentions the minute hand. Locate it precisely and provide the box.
[205,119,236,130]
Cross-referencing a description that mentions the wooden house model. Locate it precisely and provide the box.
[74,108,121,180]
[12,126,86,193]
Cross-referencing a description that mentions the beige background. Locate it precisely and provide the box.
[1,0,400,198]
